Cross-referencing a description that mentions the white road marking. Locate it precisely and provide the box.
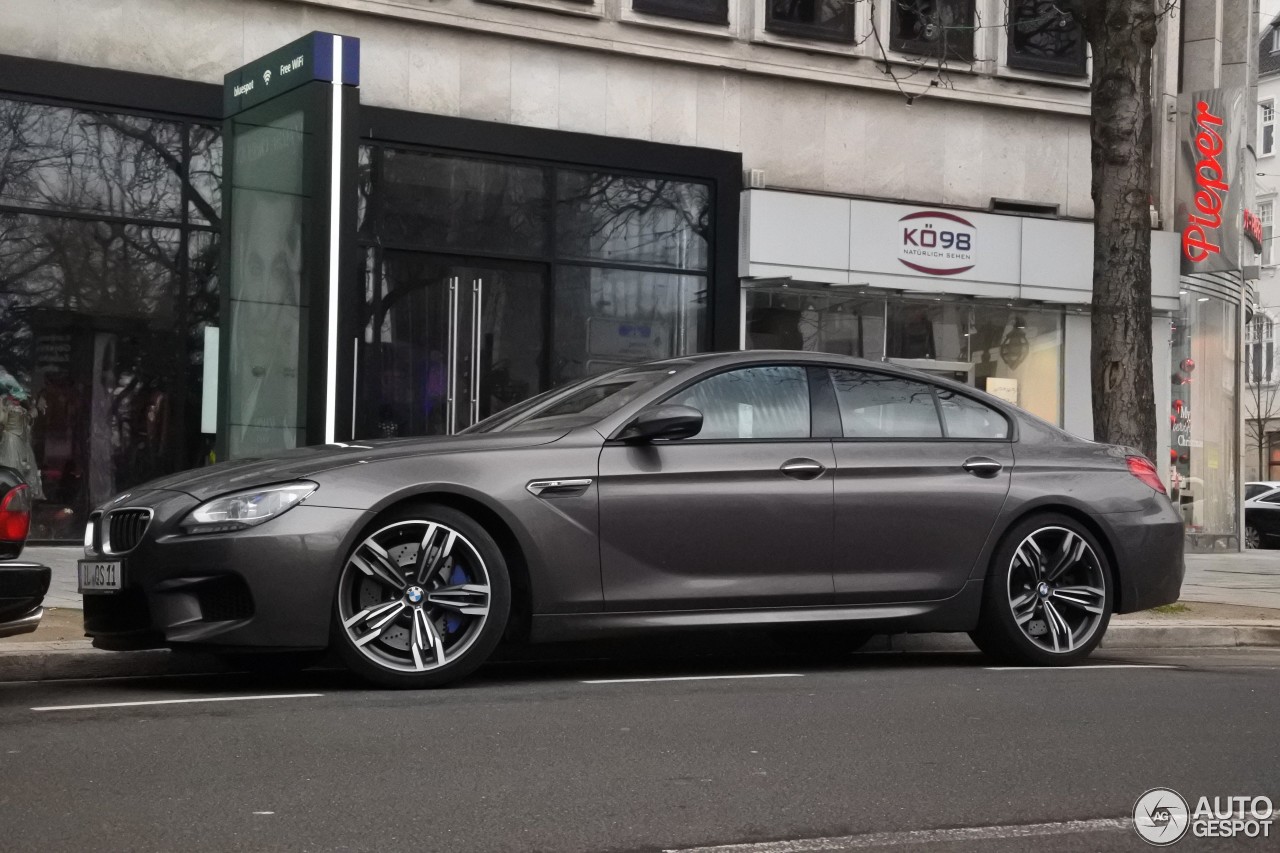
[582,673,803,685]
[664,817,1131,852]
[31,693,322,712]
[985,664,1179,671]
[253,812,275,816]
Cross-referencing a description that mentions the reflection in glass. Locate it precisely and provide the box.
[188,124,222,225]
[0,99,186,221]
[556,171,710,270]
[670,366,810,440]
[830,370,942,438]
[552,266,706,385]
[890,0,975,62]
[766,0,855,44]
[226,110,308,457]
[745,287,885,356]
[886,299,970,363]
[377,150,547,256]
[1170,292,1238,544]
[632,0,729,25]
[1007,0,1087,76]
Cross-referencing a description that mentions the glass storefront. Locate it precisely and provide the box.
[1170,289,1239,544]
[0,96,221,537]
[744,286,1064,425]
[355,146,711,437]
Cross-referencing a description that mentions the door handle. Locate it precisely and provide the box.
[781,458,826,480]
[962,457,1003,477]
[471,278,483,425]
[446,276,459,435]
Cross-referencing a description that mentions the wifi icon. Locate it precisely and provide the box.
[263,69,272,85]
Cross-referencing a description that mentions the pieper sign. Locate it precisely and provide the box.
[898,211,976,276]
[1183,100,1229,265]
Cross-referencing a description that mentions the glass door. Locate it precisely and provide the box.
[357,252,547,438]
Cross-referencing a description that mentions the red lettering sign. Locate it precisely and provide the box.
[1183,101,1229,264]
[1244,209,1264,253]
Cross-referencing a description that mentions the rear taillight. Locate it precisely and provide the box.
[0,483,31,542]
[1126,455,1167,495]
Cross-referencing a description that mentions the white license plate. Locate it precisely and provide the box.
[78,560,123,593]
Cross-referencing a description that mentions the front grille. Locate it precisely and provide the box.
[106,509,152,554]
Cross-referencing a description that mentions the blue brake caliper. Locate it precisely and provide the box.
[445,564,467,633]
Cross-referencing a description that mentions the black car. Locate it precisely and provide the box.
[80,352,1185,687]
[0,465,50,638]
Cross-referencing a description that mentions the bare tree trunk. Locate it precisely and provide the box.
[1080,1,1158,460]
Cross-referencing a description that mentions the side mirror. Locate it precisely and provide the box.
[619,404,703,443]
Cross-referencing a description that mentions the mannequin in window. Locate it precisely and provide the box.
[0,367,45,500]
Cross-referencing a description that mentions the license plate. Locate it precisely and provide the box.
[78,560,123,593]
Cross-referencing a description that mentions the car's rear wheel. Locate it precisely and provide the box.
[1246,524,1262,549]
[970,514,1112,666]
[331,504,510,688]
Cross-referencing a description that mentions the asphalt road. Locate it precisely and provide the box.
[1,646,1277,853]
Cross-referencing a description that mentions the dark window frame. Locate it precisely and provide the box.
[632,0,730,26]
[889,0,976,63]
[1006,0,1089,78]
[765,0,856,45]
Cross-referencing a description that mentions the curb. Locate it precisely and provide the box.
[2,623,1279,683]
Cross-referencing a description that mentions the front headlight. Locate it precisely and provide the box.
[181,482,317,534]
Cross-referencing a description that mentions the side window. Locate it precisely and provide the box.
[1261,491,1280,505]
[936,388,1010,439]
[668,365,810,440]
[1246,484,1269,500]
[830,370,942,438]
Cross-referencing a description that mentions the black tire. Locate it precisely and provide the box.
[331,504,511,688]
[969,513,1113,666]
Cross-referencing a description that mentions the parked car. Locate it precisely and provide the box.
[1244,486,1280,549]
[80,351,1185,687]
[1245,481,1280,501]
[0,465,50,638]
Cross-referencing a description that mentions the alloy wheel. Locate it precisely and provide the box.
[1005,526,1107,655]
[1246,526,1261,549]
[337,519,491,673]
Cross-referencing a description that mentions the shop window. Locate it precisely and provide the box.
[1262,100,1276,158]
[632,0,728,25]
[766,0,855,44]
[0,97,221,538]
[829,370,942,439]
[1007,0,1087,77]
[556,171,710,270]
[668,365,810,440]
[745,287,885,356]
[1247,312,1276,385]
[890,0,975,62]
[969,305,1062,426]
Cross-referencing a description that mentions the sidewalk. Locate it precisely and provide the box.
[4,546,1280,681]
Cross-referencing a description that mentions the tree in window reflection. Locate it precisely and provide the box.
[0,97,221,516]
[556,172,710,270]
[1007,0,1086,73]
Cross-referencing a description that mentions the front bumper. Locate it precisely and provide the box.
[0,562,51,638]
[83,490,371,651]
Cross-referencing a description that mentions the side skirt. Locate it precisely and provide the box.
[529,580,984,643]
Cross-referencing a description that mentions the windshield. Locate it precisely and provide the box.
[466,365,687,434]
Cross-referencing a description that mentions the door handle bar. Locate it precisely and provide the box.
[962,457,1003,477]
[780,458,826,480]
[471,278,483,425]
[447,277,459,435]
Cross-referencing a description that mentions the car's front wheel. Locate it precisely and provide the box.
[1246,524,1263,549]
[970,514,1112,666]
[331,504,511,688]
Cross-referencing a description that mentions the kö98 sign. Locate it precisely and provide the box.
[897,211,977,276]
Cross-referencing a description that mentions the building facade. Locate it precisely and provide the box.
[0,0,1246,544]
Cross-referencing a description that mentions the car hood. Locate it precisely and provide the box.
[122,430,569,503]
